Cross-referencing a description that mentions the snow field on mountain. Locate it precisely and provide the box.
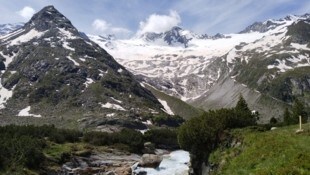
[89,28,269,101]
[17,106,42,117]
[158,98,174,115]
[0,82,15,109]
[100,102,126,111]
[8,29,46,46]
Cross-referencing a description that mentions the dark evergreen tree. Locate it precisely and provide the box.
[283,108,292,125]
[292,99,308,123]
[235,95,251,113]
[234,94,257,126]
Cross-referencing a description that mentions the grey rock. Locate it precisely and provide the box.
[139,154,163,168]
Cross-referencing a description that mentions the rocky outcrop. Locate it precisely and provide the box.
[60,149,140,175]
[139,154,163,168]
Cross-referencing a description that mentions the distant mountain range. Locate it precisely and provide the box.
[1,8,309,123]
[0,23,24,35]
[87,13,310,121]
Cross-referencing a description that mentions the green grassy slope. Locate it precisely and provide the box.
[209,123,310,175]
[144,84,204,120]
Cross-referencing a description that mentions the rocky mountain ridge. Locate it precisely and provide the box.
[0,6,168,129]
[137,26,228,47]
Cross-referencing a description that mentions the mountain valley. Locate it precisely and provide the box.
[0,4,309,175]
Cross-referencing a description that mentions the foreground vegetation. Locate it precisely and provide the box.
[0,125,178,174]
[0,95,308,174]
[209,123,310,175]
[177,95,309,175]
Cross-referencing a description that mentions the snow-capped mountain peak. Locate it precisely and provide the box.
[24,5,76,32]
[136,26,196,47]
[240,14,310,34]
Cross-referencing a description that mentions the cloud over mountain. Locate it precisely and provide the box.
[92,19,131,38]
[17,6,35,19]
[137,10,181,35]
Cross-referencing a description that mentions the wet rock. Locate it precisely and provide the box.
[139,154,163,168]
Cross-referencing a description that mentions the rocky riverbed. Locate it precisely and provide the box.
[60,149,190,175]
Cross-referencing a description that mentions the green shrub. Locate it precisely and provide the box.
[83,128,144,153]
[144,128,179,149]
[151,114,185,127]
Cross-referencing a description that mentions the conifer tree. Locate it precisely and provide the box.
[292,99,307,123]
[283,107,291,125]
[235,95,251,113]
[234,94,256,126]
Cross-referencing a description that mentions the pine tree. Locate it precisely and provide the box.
[283,108,291,125]
[292,99,307,123]
[235,95,251,113]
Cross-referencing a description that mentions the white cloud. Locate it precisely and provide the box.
[137,10,181,35]
[92,19,111,32]
[92,19,131,38]
[17,6,35,20]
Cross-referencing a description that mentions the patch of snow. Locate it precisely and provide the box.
[117,68,123,73]
[142,120,153,125]
[226,48,237,64]
[9,29,46,46]
[0,51,18,68]
[55,57,59,60]
[158,99,174,115]
[63,41,75,51]
[58,28,78,40]
[291,43,310,51]
[111,97,122,104]
[79,58,86,62]
[43,37,52,41]
[0,83,16,109]
[84,78,94,88]
[139,129,149,134]
[98,70,107,77]
[140,82,145,87]
[66,56,80,66]
[17,106,42,118]
[267,59,292,72]
[100,102,126,111]
[106,113,115,117]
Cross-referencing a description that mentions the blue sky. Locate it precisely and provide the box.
[0,0,309,38]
